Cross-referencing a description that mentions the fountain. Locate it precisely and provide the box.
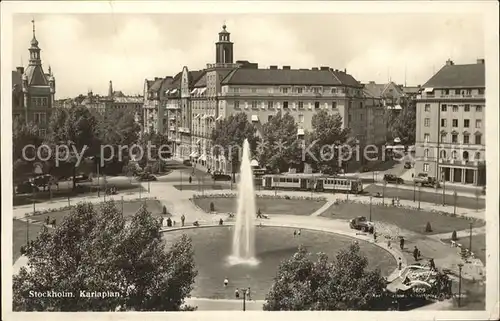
[227,139,259,266]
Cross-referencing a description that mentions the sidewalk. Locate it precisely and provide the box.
[370,182,485,199]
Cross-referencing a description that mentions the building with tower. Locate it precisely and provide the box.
[12,19,55,137]
[415,59,485,186]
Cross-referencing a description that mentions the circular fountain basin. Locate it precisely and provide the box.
[162,226,396,300]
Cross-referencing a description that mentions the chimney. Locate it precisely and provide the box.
[270,65,278,70]
[16,66,24,75]
[344,68,347,73]
[320,66,329,71]
[369,81,375,84]
[446,59,454,66]
[477,59,485,64]
[312,67,319,71]
[282,66,291,70]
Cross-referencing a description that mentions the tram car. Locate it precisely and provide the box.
[261,174,364,194]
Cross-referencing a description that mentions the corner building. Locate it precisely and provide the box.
[415,59,485,186]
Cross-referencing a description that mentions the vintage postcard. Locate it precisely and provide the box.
[1,1,499,320]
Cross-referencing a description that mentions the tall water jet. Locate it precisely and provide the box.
[228,139,258,266]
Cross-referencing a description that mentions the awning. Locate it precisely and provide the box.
[189,151,199,158]
[423,88,434,93]
[297,128,305,136]
[165,89,171,94]
[170,89,178,94]
[251,115,259,122]
[216,115,224,121]
[194,114,200,119]
[190,88,198,94]
[198,154,207,161]
[196,139,201,144]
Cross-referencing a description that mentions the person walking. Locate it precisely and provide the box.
[293,230,297,237]
[429,258,436,271]
[413,246,419,261]
[297,229,301,236]
[246,287,251,300]
[235,288,240,299]
[224,277,229,287]
[398,257,403,270]
[400,237,405,250]
[181,214,185,227]
[189,176,192,184]
[373,231,377,242]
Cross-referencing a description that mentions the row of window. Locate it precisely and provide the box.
[422,149,481,159]
[423,133,482,144]
[423,118,482,128]
[234,101,340,110]
[228,86,353,95]
[424,104,483,112]
[31,97,49,107]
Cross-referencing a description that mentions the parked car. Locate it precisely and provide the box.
[74,174,91,183]
[138,173,157,181]
[373,192,382,198]
[212,172,232,181]
[32,174,58,190]
[383,174,404,184]
[349,216,374,233]
[360,166,371,172]
[404,162,412,169]
[414,173,439,188]
[16,181,39,194]
[182,160,192,167]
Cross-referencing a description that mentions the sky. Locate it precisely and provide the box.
[12,13,485,99]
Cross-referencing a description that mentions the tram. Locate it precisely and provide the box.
[261,173,364,194]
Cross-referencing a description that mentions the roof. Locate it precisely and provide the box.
[220,68,361,87]
[403,86,420,94]
[148,78,165,92]
[363,81,404,98]
[12,70,22,88]
[423,63,485,88]
[193,72,207,88]
[24,65,48,86]
[114,96,143,104]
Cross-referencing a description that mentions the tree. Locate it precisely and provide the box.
[389,106,416,146]
[264,243,387,311]
[13,201,197,311]
[46,106,101,188]
[211,112,258,173]
[259,111,301,173]
[304,110,351,174]
[12,120,44,182]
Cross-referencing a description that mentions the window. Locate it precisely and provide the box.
[464,104,470,112]
[298,114,304,123]
[424,149,429,158]
[474,152,481,160]
[423,163,429,172]
[476,105,482,112]
[281,87,288,94]
[268,101,274,109]
[452,151,457,159]
[466,89,472,95]
[251,88,257,93]
[424,133,430,142]
[424,104,430,112]
[455,89,460,95]
[251,101,258,109]
[295,87,303,94]
[444,89,449,95]
[34,112,46,124]
[283,101,289,109]
[452,134,458,143]
[452,119,458,127]
[234,101,240,109]
[463,151,469,160]
[475,119,482,128]
[360,102,363,109]
[234,88,240,93]
[464,119,470,128]
[478,89,484,95]
[463,134,470,144]
[440,150,447,158]
[331,88,337,94]
[424,118,430,127]
[268,115,273,122]
[475,134,482,145]
[298,101,304,109]
[39,129,46,137]
[452,105,459,112]
[441,119,447,127]
[332,101,337,109]
[441,133,447,142]
[314,101,320,109]
[360,114,364,121]
[313,87,320,94]
[441,104,447,112]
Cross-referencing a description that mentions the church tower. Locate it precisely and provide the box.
[215,24,233,64]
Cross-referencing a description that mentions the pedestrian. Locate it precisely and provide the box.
[167,217,172,227]
[293,230,297,237]
[219,218,224,225]
[173,220,176,226]
[235,288,240,299]
[413,246,419,261]
[224,277,229,287]
[391,198,395,206]
[373,231,377,242]
[398,257,403,270]
[397,197,400,206]
[246,287,251,300]
[429,258,436,271]
[297,229,301,236]
[400,237,405,250]
[387,239,391,248]
[181,214,185,227]
[189,176,192,184]
[411,173,414,178]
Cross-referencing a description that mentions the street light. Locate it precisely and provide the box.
[442,172,446,206]
[413,181,416,202]
[469,222,473,253]
[453,190,457,216]
[457,263,464,307]
[418,185,421,210]
[382,181,386,206]
[369,196,372,221]
[180,170,183,191]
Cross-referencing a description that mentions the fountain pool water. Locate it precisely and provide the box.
[227,139,259,266]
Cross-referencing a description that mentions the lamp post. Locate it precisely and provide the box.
[382,181,386,206]
[453,190,457,216]
[369,196,372,221]
[418,185,421,210]
[457,263,463,307]
[25,213,29,248]
[469,222,473,253]
[97,157,100,197]
[442,172,446,206]
[413,181,416,202]
[475,190,479,212]
[180,170,183,191]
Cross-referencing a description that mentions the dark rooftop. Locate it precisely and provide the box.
[423,61,485,88]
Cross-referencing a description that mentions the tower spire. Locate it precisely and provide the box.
[32,18,36,38]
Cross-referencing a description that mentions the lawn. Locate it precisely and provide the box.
[193,197,326,215]
[28,199,163,224]
[320,202,484,235]
[13,219,53,262]
[441,234,486,265]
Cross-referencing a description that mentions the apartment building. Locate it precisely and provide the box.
[415,59,485,186]
[12,21,55,137]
